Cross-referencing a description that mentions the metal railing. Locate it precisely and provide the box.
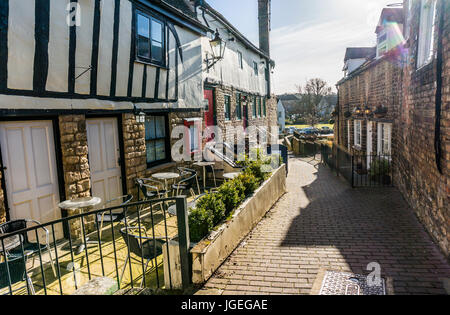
[0,197,190,295]
[321,144,392,188]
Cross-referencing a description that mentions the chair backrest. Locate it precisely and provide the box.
[0,257,26,289]
[0,220,29,244]
[177,168,197,185]
[119,228,164,259]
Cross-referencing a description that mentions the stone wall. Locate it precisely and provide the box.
[59,115,92,237]
[213,84,278,146]
[395,0,449,257]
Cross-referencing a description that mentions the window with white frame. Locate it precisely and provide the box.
[354,120,362,148]
[417,0,437,68]
[238,51,243,69]
[189,124,199,152]
[253,61,258,76]
[377,123,392,156]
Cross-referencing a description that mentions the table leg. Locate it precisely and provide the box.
[203,166,206,189]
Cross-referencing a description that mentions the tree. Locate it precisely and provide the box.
[296,78,333,127]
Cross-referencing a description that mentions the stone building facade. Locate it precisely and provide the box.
[335,0,449,257]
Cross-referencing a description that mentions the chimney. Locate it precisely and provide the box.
[258,0,271,56]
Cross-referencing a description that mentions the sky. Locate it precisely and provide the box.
[207,0,396,94]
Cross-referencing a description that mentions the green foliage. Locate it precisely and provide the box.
[188,207,214,243]
[237,172,260,196]
[369,158,391,177]
[218,180,245,215]
[196,193,226,226]
[188,152,277,243]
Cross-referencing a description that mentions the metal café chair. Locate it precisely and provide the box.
[172,167,201,197]
[0,256,35,295]
[97,195,133,239]
[136,178,170,201]
[0,219,56,277]
[119,227,164,288]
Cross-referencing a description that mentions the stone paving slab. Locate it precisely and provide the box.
[197,157,450,295]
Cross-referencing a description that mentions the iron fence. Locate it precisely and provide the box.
[0,197,190,295]
[321,144,392,188]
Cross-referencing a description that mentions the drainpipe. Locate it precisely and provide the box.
[434,0,444,174]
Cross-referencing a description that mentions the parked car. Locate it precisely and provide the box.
[298,127,320,135]
[320,127,334,135]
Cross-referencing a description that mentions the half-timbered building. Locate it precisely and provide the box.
[0,0,209,236]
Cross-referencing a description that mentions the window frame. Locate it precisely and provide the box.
[354,120,362,148]
[416,0,437,69]
[236,93,242,121]
[377,122,392,156]
[238,51,243,69]
[145,114,171,168]
[252,96,257,118]
[263,98,267,117]
[224,95,231,121]
[135,9,167,67]
[257,97,262,117]
[253,61,258,76]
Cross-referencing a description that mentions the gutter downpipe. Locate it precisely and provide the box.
[435,0,444,174]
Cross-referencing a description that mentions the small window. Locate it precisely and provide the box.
[136,11,165,66]
[354,120,362,147]
[417,0,437,68]
[189,124,199,152]
[263,98,267,117]
[378,123,392,156]
[145,115,168,166]
[236,93,242,120]
[257,97,262,117]
[224,95,231,121]
[238,51,243,69]
[252,96,257,118]
[253,62,258,76]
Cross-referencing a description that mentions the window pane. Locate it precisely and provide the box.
[155,140,166,161]
[138,36,150,59]
[155,116,165,138]
[152,41,163,62]
[151,19,163,43]
[145,116,156,140]
[146,141,156,163]
[137,14,150,38]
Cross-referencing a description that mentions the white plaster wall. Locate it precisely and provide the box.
[200,12,268,95]
[7,0,35,90]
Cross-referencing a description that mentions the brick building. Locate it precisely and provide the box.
[335,0,449,257]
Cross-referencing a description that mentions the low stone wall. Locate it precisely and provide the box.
[191,165,287,284]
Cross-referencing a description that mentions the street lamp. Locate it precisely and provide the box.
[133,105,146,123]
[354,107,362,115]
[205,29,226,69]
[364,106,372,116]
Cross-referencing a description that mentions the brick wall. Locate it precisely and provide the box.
[335,56,402,158]
[395,0,449,257]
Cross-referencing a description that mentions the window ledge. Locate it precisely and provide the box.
[135,59,169,70]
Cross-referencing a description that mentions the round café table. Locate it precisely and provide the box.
[58,197,102,255]
[223,172,241,181]
[193,162,216,189]
[152,172,180,196]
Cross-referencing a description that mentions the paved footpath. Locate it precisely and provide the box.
[197,157,450,295]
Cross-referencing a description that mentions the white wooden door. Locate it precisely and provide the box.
[0,121,63,240]
[86,118,123,206]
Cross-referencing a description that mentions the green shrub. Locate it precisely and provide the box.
[196,193,226,226]
[218,179,246,215]
[188,206,214,243]
[237,172,259,196]
[369,158,391,177]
